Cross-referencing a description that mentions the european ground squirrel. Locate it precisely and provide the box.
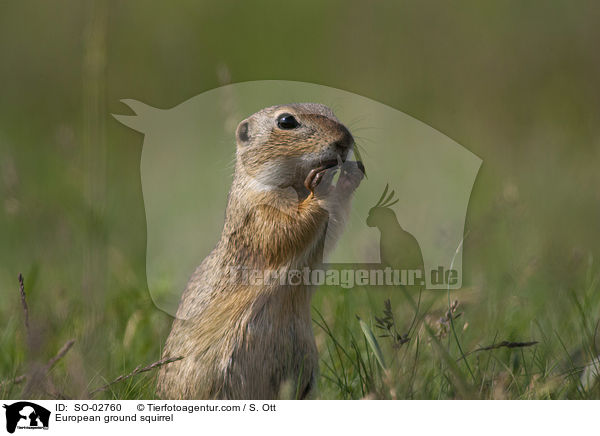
[157,103,364,399]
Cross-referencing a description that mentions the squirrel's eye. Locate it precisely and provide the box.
[277,113,300,130]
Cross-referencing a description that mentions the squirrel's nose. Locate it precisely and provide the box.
[332,125,354,155]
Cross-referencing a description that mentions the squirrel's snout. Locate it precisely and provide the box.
[331,125,354,157]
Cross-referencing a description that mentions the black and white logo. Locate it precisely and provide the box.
[2,402,50,434]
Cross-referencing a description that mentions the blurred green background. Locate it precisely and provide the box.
[1,0,599,399]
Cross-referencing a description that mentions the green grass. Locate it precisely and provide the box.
[313,277,600,399]
[4,259,598,400]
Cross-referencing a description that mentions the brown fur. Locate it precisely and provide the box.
[156,103,362,399]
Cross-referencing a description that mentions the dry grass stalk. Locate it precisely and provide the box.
[89,356,183,396]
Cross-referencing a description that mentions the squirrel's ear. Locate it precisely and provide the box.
[236,120,251,146]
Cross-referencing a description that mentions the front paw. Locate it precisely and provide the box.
[304,167,337,196]
[335,160,365,194]
[304,167,325,193]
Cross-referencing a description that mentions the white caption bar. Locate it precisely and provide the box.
[0,400,596,435]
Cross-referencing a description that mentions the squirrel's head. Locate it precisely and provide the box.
[234,103,354,191]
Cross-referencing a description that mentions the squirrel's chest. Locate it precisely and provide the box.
[221,292,318,399]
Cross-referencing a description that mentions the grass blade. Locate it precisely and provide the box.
[359,319,387,370]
